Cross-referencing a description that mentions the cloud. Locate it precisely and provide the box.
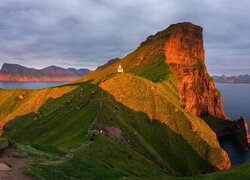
[0,0,249,74]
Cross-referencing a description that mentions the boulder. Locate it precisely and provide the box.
[18,94,25,100]
[0,163,11,171]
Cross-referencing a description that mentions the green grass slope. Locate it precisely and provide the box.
[190,161,250,180]
[3,74,228,178]
[0,85,77,126]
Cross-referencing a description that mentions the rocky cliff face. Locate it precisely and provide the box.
[164,23,225,119]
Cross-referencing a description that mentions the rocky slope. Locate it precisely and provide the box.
[0,63,91,82]
[213,74,250,84]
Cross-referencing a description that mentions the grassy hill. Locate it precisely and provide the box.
[0,86,76,126]
[2,74,227,178]
[1,77,249,179]
[0,22,249,179]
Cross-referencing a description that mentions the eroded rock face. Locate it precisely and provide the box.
[164,22,225,119]
[234,117,250,149]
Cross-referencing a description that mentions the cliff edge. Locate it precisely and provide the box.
[164,22,225,119]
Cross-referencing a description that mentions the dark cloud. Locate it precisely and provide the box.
[0,0,249,74]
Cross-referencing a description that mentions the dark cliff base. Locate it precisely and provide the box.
[203,115,250,149]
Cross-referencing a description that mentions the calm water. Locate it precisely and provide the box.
[0,82,69,90]
[216,83,250,165]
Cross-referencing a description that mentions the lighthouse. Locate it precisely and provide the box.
[117,64,123,73]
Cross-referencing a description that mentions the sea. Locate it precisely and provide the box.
[0,82,249,165]
[0,82,69,90]
[216,83,250,165]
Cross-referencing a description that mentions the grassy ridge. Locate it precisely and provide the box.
[79,26,172,84]
[99,73,227,171]
[3,83,99,149]
[0,86,77,125]
[3,74,226,177]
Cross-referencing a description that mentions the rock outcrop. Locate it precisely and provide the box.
[164,22,225,119]
[205,116,250,149]
[162,22,249,149]
[233,117,250,149]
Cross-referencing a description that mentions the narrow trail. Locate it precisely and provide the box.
[0,147,32,180]
[42,88,104,166]
[87,89,103,135]
[0,88,105,178]
[41,141,93,165]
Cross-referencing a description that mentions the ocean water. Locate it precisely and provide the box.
[216,83,250,165]
[0,82,69,90]
[216,83,250,122]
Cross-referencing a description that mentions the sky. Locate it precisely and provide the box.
[0,0,249,75]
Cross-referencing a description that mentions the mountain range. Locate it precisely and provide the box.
[0,63,91,82]
[0,22,249,179]
[213,74,250,84]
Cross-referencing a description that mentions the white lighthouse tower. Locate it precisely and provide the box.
[117,64,123,73]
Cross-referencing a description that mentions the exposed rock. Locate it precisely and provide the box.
[0,163,11,171]
[102,126,123,140]
[163,22,249,149]
[234,117,250,149]
[217,151,231,170]
[203,115,250,149]
[0,146,32,179]
[164,22,225,119]
[18,94,25,100]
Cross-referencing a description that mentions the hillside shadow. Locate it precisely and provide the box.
[1,82,217,176]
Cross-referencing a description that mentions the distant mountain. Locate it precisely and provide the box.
[213,75,250,84]
[0,63,91,82]
[96,58,121,70]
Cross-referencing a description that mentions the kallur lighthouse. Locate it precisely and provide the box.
[117,65,123,73]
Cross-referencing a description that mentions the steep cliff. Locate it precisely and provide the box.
[81,23,225,119]
[164,23,225,119]
[203,115,250,149]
